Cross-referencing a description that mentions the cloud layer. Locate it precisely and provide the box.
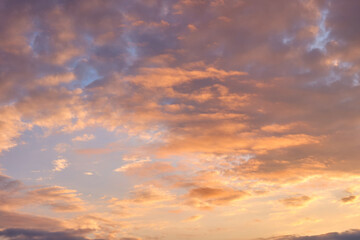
[1,0,360,239]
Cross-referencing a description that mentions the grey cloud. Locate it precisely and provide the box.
[263,229,360,240]
[0,211,62,231]
[119,238,141,240]
[0,175,22,192]
[0,228,101,240]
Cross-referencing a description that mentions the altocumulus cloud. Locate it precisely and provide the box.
[1,0,360,239]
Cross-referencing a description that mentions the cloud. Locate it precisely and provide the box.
[119,238,141,240]
[114,158,151,173]
[123,184,174,205]
[72,134,95,142]
[27,186,85,212]
[261,122,305,133]
[115,161,174,177]
[184,187,248,209]
[263,229,360,240]
[36,73,76,87]
[341,195,357,203]
[159,132,320,156]
[0,228,98,240]
[108,184,176,219]
[0,173,86,213]
[52,159,69,172]
[0,106,30,153]
[0,174,27,210]
[0,175,92,234]
[183,215,203,222]
[0,211,63,231]
[279,195,312,207]
[68,213,127,239]
[1,0,360,239]
[54,144,70,153]
[15,87,87,132]
[0,174,22,191]
[187,24,197,32]
[0,0,327,182]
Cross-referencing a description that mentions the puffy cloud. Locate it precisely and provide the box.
[15,87,87,132]
[52,159,69,172]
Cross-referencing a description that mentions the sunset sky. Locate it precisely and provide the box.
[1,0,360,239]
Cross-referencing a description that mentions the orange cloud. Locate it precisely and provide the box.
[1,1,360,239]
[183,215,203,222]
[0,106,30,153]
[279,195,312,207]
[36,72,75,86]
[126,67,247,88]
[184,187,248,209]
[27,186,86,212]
[115,161,175,177]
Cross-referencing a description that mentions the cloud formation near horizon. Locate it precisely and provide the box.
[0,228,99,240]
[263,229,360,240]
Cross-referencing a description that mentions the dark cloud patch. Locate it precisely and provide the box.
[263,229,360,240]
[0,175,22,192]
[341,195,356,203]
[119,238,141,240]
[0,228,100,240]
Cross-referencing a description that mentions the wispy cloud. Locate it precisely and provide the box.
[72,134,95,142]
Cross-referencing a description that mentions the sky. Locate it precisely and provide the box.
[0,0,360,239]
